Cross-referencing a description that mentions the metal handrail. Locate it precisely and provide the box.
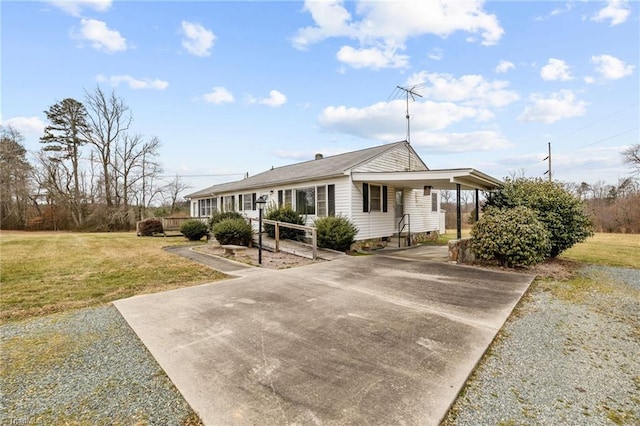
[397,214,411,247]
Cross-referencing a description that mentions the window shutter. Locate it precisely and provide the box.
[220,196,224,212]
[252,193,257,210]
[238,194,243,211]
[328,184,335,216]
[363,183,369,212]
[382,186,388,212]
[277,190,283,207]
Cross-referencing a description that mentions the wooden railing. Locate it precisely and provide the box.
[248,218,318,260]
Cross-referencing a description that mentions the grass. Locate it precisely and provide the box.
[0,231,228,323]
[560,233,640,269]
[420,229,472,245]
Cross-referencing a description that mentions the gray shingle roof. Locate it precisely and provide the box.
[185,141,408,198]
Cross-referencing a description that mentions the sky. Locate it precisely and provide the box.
[2,0,639,196]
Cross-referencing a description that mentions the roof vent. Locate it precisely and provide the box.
[315,153,323,160]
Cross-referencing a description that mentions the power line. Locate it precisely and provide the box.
[552,101,638,141]
[560,126,640,154]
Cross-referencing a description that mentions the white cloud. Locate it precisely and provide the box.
[1,116,46,137]
[591,54,635,80]
[427,48,443,61]
[180,21,216,57]
[495,60,515,74]
[292,0,504,69]
[318,99,489,142]
[540,58,573,81]
[74,19,127,53]
[47,0,111,16]
[406,72,520,108]
[203,87,235,104]
[591,0,630,26]
[250,90,287,107]
[96,74,168,90]
[336,45,408,69]
[584,76,596,84]
[518,90,587,123]
[411,130,513,153]
[534,2,573,21]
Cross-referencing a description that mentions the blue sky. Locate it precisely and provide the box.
[2,0,638,195]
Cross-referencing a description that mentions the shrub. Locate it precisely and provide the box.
[484,177,593,257]
[180,219,209,241]
[209,211,244,229]
[138,218,163,236]
[212,218,253,246]
[470,206,551,268]
[315,215,358,252]
[264,206,305,240]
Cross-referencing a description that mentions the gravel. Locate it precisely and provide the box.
[445,265,640,426]
[2,265,638,425]
[0,306,198,425]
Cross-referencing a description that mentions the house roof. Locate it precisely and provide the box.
[185,141,414,198]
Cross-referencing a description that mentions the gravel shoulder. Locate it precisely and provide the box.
[443,264,640,426]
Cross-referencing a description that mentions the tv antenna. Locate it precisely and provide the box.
[390,85,423,143]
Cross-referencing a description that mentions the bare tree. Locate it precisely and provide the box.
[114,134,162,211]
[622,144,640,174]
[164,174,191,214]
[0,127,33,229]
[83,86,131,207]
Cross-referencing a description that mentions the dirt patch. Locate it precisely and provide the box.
[194,244,322,270]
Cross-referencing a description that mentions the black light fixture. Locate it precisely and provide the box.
[255,195,268,265]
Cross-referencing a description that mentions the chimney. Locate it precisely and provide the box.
[315,153,323,160]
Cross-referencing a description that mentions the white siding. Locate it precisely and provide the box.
[403,189,440,233]
[350,182,396,240]
[353,143,428,172]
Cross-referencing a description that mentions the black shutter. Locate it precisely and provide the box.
[238,194,243,211]
[220,196,224,212]
[382,186,388,212]
[328,184,335,217]
[277,190,283,207]
[363,183,369,212]
[252,193,257,210]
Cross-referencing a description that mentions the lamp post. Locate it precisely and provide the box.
[255,195,267,265]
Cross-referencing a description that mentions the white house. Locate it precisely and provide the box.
[185,141,502,243]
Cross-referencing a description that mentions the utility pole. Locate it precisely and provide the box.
[543,142,552,182]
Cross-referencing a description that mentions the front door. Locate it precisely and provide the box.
[395,189,404,229]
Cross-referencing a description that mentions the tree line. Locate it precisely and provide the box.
[442,144,640,234]
[1,87,188,231]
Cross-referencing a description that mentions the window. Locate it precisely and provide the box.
[363,184,387,213]
[243,193,254,211]
[198,198,217,216]
[224,195,235,212]
[317,186,326,217]
[431,192,438,212]
[316,184,336,217]
[370,185,381,212]
[295,187,315,215]
[284,189,292,208]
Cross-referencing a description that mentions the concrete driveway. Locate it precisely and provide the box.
[114,253,533,425]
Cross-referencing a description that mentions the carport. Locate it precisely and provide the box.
[352,169,504,238]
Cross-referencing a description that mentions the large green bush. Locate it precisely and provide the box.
[208,211,243,229]
[264,206,305,240]
[212,218,253,246]
[137,218,163,236]
[471,206,551,267]
[484,177,593,257]
[180,219,209,241]
[315,215,358,252]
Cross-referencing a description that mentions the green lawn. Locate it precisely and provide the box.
[0,231,228,323]
[560,233,639,269]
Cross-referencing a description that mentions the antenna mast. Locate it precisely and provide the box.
[395,85,422,144]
